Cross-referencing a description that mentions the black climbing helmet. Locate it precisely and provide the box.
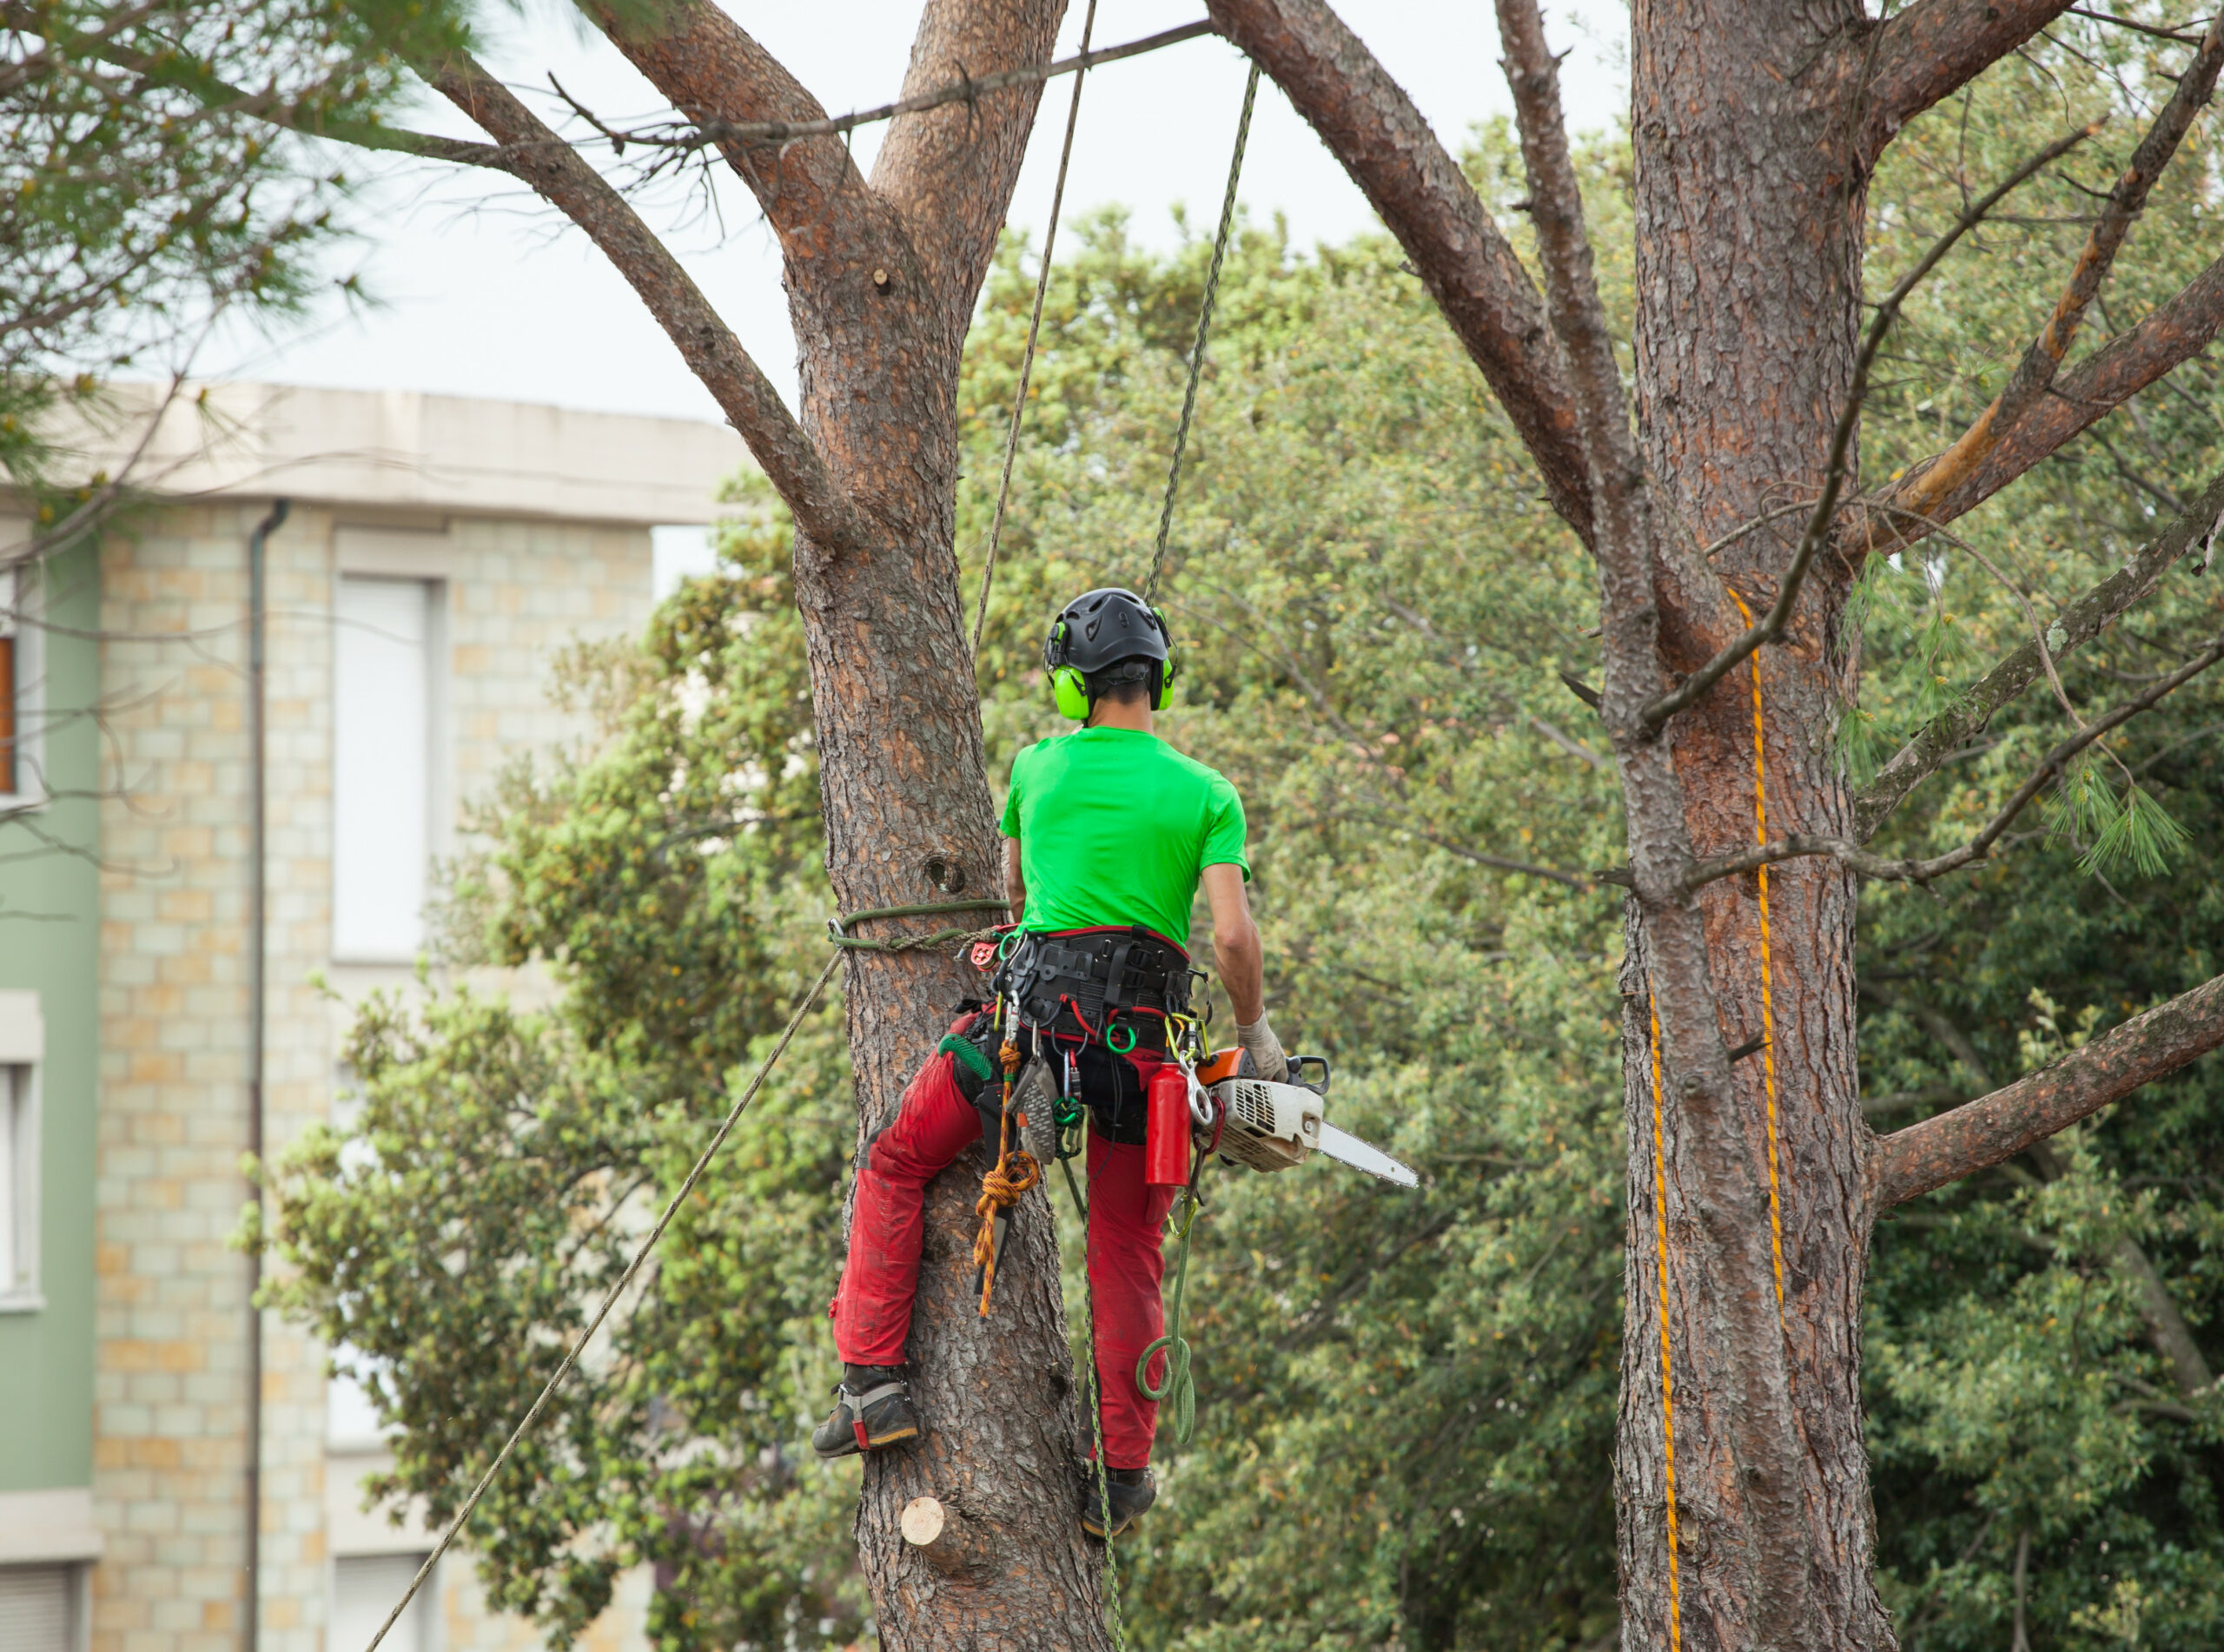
[1042,587,1177,717]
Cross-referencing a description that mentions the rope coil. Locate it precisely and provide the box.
[1135,1186,1203,1444]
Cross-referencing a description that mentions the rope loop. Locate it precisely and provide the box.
[828,898,1011,953]
[1135,1178,1206,1444]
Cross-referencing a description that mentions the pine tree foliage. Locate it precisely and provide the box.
[0,0,467,514]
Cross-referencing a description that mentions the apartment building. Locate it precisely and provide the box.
[0,383,741,1652]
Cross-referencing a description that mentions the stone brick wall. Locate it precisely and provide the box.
[96,499,659,1652]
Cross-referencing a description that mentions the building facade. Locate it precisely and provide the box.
[0,384,741,1652]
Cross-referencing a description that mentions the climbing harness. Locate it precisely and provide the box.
[970,0,1102,659]
[1144,61,1262,606]
[354,948,843,1652]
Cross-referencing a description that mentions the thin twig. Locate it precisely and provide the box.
[1855,466,2224,838]
[1681,632,2224,894]
[1880,8,2224,546]
[586,20,1210,156]
[2066,8,2213,47]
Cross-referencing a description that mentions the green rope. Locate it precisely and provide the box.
[1062,1155,1125,1649]
[826,898,1010,952]
[1142,59,1261,606]
[1136,1188,1202,1444]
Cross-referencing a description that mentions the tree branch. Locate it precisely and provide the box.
[577,22,1214,153]
[1877,10,2224,548]
[1206,0,1593,545]
[1895,250,2224,537]
[423,52,863,553]
[23,5,514,170]
[578,0,880,258]
[1876,970,2224,1206]
[1857,0,2079,166]
[1854,467,2224,840]
[1684,631,2224,893]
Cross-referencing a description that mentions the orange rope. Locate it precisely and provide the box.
[1726,591,1789,1318]
[1646,989,1685,1652]
[972,1040,1040,1314]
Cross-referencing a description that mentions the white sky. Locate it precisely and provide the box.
[206,2,1630,425]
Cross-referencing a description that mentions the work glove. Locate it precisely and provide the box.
[1234,1013,1288,1084]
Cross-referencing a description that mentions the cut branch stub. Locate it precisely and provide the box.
[901,1496,998,1583]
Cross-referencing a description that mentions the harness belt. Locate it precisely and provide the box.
[995,926,1195,1032]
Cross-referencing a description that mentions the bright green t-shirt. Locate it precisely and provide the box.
[999,727,1249,948]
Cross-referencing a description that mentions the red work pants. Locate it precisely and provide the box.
[831,1045,1178,1469]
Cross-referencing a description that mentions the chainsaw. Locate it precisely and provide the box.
[1182,1048,1418,1187]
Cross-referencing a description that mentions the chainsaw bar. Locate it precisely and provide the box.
[1314,1120,1419,1187]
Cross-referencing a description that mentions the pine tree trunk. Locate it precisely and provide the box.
[773,3,1116,1640]
[787,365,1115,1649]
[1614,4,1893,1648]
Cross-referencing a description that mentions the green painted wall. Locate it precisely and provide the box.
[0,537,100,1491]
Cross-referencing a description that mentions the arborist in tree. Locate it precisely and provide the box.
[813,586,1285,1537]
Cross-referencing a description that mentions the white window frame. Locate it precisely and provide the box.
[330,572,448,964]
[0,557,48,814]
[0,990,43,1313]
[331,1551,440,1652]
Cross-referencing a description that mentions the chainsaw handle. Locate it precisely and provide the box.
[1286,1054,1330,1095]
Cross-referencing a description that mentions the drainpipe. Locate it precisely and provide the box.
[244,498,288,1652]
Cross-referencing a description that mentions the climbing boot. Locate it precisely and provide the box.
[1079,1464,1155,1538]
[811,1366,919,1459]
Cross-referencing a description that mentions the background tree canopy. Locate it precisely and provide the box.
[269,24,2224,1649]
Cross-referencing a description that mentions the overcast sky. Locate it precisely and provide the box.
[202,2,1630,425]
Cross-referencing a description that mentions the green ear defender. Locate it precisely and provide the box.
[1052,665,1092,719]
[1152,609,1179,710]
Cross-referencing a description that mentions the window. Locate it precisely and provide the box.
[332,1554,435,1652]
[0,567,16,796]
[0,562,40,806]
[652,524,716,599]
[0,1066,32,1306]
[333,578,439,961]
[0,1563,77,1652]
[0,987,40,1310]
[327,1360,392,1454]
